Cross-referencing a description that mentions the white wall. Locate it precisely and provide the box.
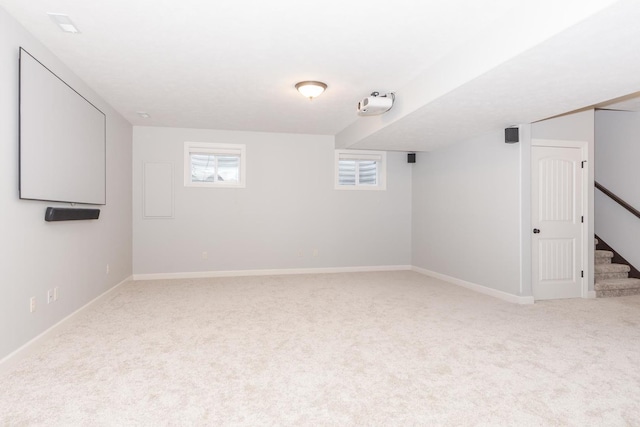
[411,129,522,295]
[595,110,640,270]
[0,9,133,361]
[595,110,640,205]
[133,127,412,275]
[411,111,595,299]
[532,109,595,291]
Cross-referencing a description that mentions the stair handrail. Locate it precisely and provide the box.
[595,181,640,220]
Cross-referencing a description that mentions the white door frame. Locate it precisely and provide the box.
[531,138,589,299]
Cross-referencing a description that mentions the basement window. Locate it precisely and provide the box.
[184,142,246,188]
[335,149,386,190]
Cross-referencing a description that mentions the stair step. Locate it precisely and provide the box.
[596,274,630,282]
[596,288,640,298]
[595,278,640,291]
[595,278,640,299]
[595,272,629,281]
[595,249,613,258]
[594,263,630,274]
[595,250,614,264]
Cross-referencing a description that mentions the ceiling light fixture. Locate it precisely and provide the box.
[137,112,151,119]
[47,13,80,33]
[295,81,327,100]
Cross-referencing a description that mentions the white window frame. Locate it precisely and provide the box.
[334,149,387,191]
[184,142,246,188]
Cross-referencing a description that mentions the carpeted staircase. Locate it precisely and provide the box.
[594,238,640,297]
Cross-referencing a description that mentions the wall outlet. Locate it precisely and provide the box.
[47,289,54,304]
[312,249,319,257]
[106,264,110,275]
[298,249,304,257]
[53,287,59,301]
[30,297,36,313]
[202,251,208,260]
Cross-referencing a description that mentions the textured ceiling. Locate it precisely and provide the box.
[1,0,637,151]
[343,0,640,151]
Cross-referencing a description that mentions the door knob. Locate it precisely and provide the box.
[533,228,540,234]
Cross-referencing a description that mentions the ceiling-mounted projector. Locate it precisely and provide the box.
[357,92,394,116]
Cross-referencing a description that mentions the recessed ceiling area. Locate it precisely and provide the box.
[1,0,638,152]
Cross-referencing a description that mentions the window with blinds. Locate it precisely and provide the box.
[335,150,386,190]
[184,142,246,188]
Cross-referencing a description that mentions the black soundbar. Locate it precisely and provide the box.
[45,207,100,222]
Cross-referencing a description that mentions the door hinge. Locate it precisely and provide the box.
[581,216,584,223]
[581,270,584,278]
[581,160,587,169]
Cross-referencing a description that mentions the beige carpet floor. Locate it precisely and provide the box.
[1,271,639,426]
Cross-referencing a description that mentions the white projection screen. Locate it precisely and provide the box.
[19,48,106,205]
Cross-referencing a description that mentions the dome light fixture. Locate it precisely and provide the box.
[295,81,327,100]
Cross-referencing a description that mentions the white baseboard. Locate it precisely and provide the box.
[0,275,132,373]
[585,290,597,299]
[412,266,535,305]
[135,265,534,304]
[133,265,413,281]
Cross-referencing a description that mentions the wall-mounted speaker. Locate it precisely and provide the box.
[45,207,100,222]
[505,127,519,143]
[407,153,416,163]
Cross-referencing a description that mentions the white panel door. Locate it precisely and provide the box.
[532,145,584,300]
